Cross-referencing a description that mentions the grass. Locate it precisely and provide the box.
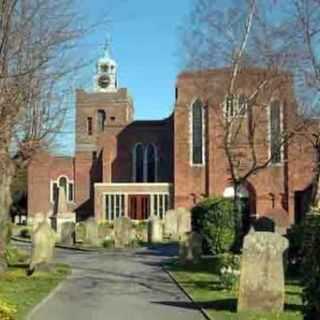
[0,264,70,320]
[166,258,303,320]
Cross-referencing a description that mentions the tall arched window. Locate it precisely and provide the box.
[133,144,144,182]
[191,99,204,165]
[145,144,157,182]
[269,100,282,164]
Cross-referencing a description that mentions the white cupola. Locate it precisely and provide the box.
[94,40,118,92]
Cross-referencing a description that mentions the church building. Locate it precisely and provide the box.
[28,44,316,230]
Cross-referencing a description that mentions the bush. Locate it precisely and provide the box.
[300,214,320,319]
[0,222,12,244]
[0,300,16,320]
[19,227,31,239]
[101,239,114,249]
[217,253,241,292]
[5,245,29,266]
[192,196,235,254]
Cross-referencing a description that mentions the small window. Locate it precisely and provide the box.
[87,117,93,135]
[110,116,116,121]
[225,95,247,118]
[97,110,106,132]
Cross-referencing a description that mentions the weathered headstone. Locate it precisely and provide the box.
[148,216,163,243]
[75,222,86,243]
[164,208,192,240]
[84,218,99,246]
[237,229,289,313]
[179,231,202,264]
[29,220,57,273]
[114,217,133,248]
[60,222,75,246]
[164,209,178,238]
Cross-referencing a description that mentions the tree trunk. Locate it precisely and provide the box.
[0,152,14,272]
[233,182,243,252]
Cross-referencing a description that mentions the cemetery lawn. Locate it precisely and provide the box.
[0,264,70,320]
[166,258,303,320]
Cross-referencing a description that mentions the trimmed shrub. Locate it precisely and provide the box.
[192,196,235,255]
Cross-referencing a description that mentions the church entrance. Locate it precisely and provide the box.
[128,194,150,220]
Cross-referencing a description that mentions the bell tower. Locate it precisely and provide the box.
[94,39,118,92]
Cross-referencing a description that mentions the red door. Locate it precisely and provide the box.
[128,195,150,220]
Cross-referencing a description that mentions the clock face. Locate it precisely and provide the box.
[98,74,110,89]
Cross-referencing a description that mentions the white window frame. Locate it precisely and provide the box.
[268,99,284,166]
[224,95,248,120]
[50,175,75,204]
[189,98,206,167]
[103,191,171,221]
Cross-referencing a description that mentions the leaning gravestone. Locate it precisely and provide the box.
[148,216,163,243]
[60,222,75,246]
[114,217,133,248]
[29,220,57,273]
[179,231,202,264]
[237,229,289,313]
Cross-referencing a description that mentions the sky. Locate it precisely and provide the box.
[55,0,193,155]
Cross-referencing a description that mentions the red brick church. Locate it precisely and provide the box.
[28,44,316,229]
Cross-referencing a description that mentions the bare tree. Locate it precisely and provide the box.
[0,0,93,271]
[181,0,302,241]
[283,0,320,208]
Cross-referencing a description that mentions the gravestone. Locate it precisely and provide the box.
[114,217,133,248]
[75,222,86,243]
[238,229,289,313]
[148,216,163,243]
[29,220,57,274]
[164,209,178,239]
[84,218,99,246]
[179,231,202,264]
[60,222,75,246]
[164,208,192,240]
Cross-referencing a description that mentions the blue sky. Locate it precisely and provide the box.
[55,0,192,155]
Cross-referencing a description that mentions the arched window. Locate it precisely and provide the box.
[269,100,282,164]
[51,175,74,203]
[133,144,144,182]
[145,144,158,182]
[191,99,204,165]
[97,110,106,132]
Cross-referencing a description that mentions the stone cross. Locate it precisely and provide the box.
[238,229,288,313]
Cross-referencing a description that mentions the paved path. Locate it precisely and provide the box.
[27,244,205,320]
